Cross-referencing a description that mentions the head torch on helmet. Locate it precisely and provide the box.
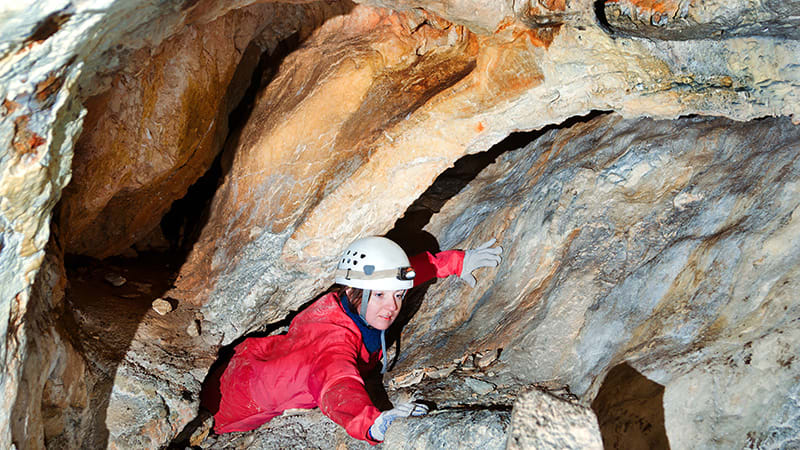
[335,236,415,290]
[398,267,415,281]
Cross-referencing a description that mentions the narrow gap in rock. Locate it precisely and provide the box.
[161,32,301,259]
[385,130,541,255]
[593,0,612,33]
[186,110,609,445]
[591,363,671,450]
[62,31,301,350]
[386,110,609,369]
[162,35,305,448]
[387,110,610,255]
[27,11,71,44]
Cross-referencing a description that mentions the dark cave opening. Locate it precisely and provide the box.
[591,362,671,450]
[55,31,304,450]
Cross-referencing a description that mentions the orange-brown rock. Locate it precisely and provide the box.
[170,6,564,342]
[57,4,320,258]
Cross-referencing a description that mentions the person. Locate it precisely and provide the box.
[206,236,502,443]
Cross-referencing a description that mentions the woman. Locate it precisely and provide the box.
[208,236,502,443]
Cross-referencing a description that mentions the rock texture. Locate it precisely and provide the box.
[58,3,343,258]
[394,113,800,449]
[1,0,800,448]
[8,241,92,450]
[1,2,344,447]
[173,0,800,350]
[604,0,800,40]
[507,388,603,450]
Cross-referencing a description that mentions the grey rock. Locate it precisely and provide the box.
[398,113,800,448]
[506,389,602,450]
[385,410,510,450]
[465,377,496,395]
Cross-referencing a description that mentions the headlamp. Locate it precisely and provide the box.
[398,267,416,280]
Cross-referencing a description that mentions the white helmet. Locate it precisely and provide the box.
[334,236,416,290]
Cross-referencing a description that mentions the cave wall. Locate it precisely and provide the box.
[1,0,800,448]
[1,0,347,447]
[57,2,351,258]
[171,0,800,350]
[393,113,800,448]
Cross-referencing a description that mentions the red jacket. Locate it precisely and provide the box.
[212,250,464,442]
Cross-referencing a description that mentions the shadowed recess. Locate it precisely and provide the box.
[591,363,670,450]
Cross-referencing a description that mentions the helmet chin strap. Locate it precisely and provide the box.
[360,289,388,373]
[360,289,371,320]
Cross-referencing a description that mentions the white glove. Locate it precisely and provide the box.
[368,402,429,441]
[459,238,503,288]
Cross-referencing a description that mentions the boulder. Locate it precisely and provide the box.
[507,388,602,450]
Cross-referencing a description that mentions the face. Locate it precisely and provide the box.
[364,290,405,330]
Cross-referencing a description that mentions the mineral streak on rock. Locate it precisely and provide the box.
[57,3,339,259]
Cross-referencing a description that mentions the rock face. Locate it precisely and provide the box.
[56,1,354,259]
[57,4,312,258]
[394,113,800,449]
[174,0,800,350]
[507,389,602,450]
[604,0,800,40]
[8,243,92,450]
[1,0,800,448]
[173,5,483,340]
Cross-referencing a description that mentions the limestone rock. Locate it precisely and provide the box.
[175,4,482,341]
[104,273,127,287]
[171,0,800,350]
[2,0,800,448]
[202,408,372,450]
[384,410,510,449]
[604,0,800,40]
[465,377,496,395]
[506,388,602,450]
[152,298,173,315]
[186,320,201,337]
[57,3,332,258]
[394,113,800,448]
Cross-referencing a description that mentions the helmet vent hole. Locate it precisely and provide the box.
[360,254,366,258]
[353,261,358,265]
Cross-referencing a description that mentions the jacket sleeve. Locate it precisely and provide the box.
[308,333,382,444]
[409,249,465,286]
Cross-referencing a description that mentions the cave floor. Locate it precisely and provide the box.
[64,252,213,375]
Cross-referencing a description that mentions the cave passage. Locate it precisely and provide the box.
[591,362,671,450]
[55,30,305,449]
